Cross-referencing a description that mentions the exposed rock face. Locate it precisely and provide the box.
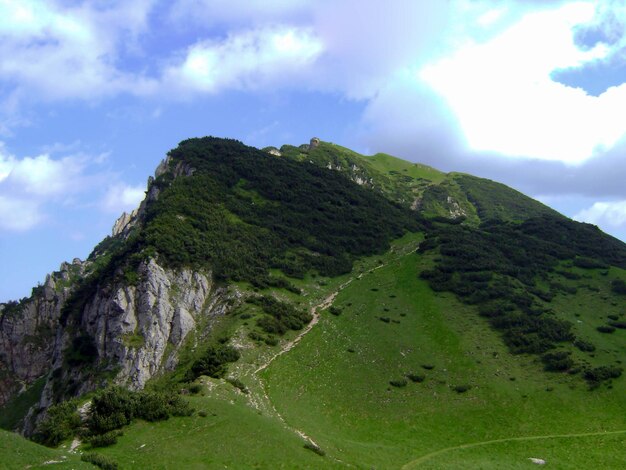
[0,262,81,406]
[30,259,235,430]
[309,137,320,149]
[112,209,139,237]
[1,255,237,433]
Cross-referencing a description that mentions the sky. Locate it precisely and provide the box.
[1,0,626,301]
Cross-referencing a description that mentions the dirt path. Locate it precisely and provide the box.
[242,243,417,463]
[400,429,626,469]
[254,260,388,375]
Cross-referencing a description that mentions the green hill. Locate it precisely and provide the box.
[1,137,624,469]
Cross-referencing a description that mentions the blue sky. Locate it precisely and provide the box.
[1,0,626,301]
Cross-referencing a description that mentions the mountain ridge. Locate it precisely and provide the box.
[1,136,624,469]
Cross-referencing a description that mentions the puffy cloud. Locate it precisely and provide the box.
[419,1,626,163]
[3,154,85,196]
[574,200,626,227]
[0,143,142,231]
[0,0,158,102]
[165,26,323,93]
[0,195,41,231]
[101,183,145,214]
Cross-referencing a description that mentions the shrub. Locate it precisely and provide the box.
[188,384,202,395]
[574,339,596,352]
[190,344,240,379]
[453,384,472,393]
[611,279,626,295]
[248,295,312,336]
[541,351,573,372]
[379,317,390,323]
[168,394,194,417]
[303,442,325,456]
[328,306,342,316]
[584,366,623,389]
[406,374,425,383]
[226,378,249,394]
[389,379,408,388]
[89,387,136,434]
[573,257,608,269]
[597,325,616,334]
[89,430,122,448]
[33,399,81,447]
[135,391,171,422]
[608,321,626,329]
[198,410,208,418]
[81,452,119,470]
[421,364,435,370]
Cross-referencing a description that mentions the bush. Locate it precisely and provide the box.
[81,452,119,470]
[303,442,325,456]
[190,344,240,379]
[574,339,596,352]
[89,387,136,434]
[33,399,81,447]
[406,374,425,383]
[135,391,171,422]
[89,386,192,435]
[328,306,342,316]
[584,366,623,389]
[89,430,122,448]
[198,410,208,418]
[608,321,626,329]
[389,379,408,388]
[226,378,249,394]
[421,364,435,370]
[188,384,202,395]
[248,295,312,336]
[610,279,626,295]
[453,384,472,393]
[541,351,573,372]
[597,325,616,334]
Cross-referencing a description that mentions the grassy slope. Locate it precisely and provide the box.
[3,141,624,468]
[94,394,336,469]
[3,233,623,469]
[0,429,90,469]
[263,236,626,468]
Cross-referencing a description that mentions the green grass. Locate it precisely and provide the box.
[262,244,626,468]
[0,429,90,469]
[407,431,626,469]
[91,394,340,469]
[366,152,445,183]
[83,233,625,468]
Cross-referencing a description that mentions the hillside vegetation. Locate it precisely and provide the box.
[1,137,625,469]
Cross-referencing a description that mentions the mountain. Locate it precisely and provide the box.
[1,137,625,469]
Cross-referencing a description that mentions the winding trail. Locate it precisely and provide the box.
[400,429,626,469]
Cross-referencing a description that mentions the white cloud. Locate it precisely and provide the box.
[165,26,323,93]
[0,195,42,231]
[101,183,145,214]
[7,154,85,196]
[0,0,158,102]
[419,1,626,164]
[574,200,626,227]
[0,142,140,231]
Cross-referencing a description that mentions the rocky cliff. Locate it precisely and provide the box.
[0,153,241,433]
